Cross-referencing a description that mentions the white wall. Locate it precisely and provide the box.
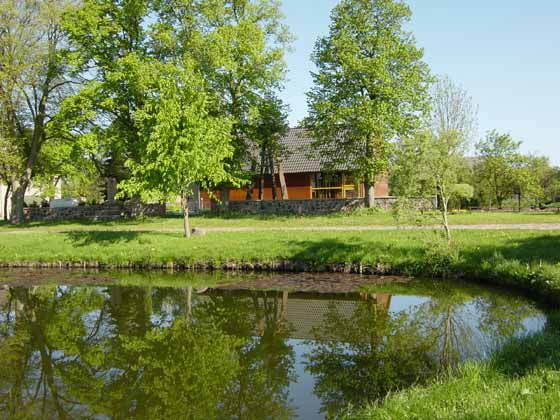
[0,184,11,220]
[0,180,63,220]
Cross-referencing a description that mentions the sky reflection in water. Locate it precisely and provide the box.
[0,275,548,419]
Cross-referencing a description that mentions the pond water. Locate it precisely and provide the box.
[0,271,550,419]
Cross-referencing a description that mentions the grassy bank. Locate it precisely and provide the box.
[1,228,559,304]
[1,210,560,232]
[351,321,560,420]
[1,224,559,419]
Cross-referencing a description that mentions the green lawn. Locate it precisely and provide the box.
[0,210,560,232]
[351,324,560,420]
[1,222,560,419]
[1,228,559,303]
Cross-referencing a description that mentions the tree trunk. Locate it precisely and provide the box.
[258,142,267,200]
[3,183,11,221]
[11,110,45,224]
[10,176,29,224]
[278,160,289,200]
[496,196,503,210]
[441,196,452,243]
[106,177,118,203]
[246,160,256,200]
[364,178,375,208]
[269,155,277,200]
[181,195,191,238]
[220,188,229,211]
[258,169,265,201]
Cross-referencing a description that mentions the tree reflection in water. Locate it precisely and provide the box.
[0,286,296,419]
[0,281,544,420]
[303,293,437,418]
[303,287,540,417]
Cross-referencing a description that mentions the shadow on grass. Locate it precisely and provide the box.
[490,312,560,377]
[64,231,144,246]
[0,215,183,230]
[462,233,560,266]
[284,238,425,269]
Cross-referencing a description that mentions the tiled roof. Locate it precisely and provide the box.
[244,127,350,174]
[277,128,323,173]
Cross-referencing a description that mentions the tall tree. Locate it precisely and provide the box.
[0,0,75,223]
[392,131,472,242]
[153,0,293,183]
[247,94,289,200]
[475,130,527,209]
[119,63,235,237]
[305,0,432,207]
[508,154,545,211]
[391,77,476,242]
[63,0,153,201]
[541,166,560,204]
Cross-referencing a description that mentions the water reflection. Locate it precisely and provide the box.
[0,278,546,419]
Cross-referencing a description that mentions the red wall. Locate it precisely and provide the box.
[230,173,312,201]
[204,173,391,204]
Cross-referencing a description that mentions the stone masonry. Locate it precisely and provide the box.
[226,197,399,215]
[24,203,166,222]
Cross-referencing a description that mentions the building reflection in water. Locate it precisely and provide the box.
[0,282,545,419]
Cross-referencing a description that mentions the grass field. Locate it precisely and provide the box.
[351,321,560,420]
[1,228,559,303]
[1,210,560,232]
[1,213,560,419]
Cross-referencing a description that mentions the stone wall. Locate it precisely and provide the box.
[24,203,166,222]
[226,197,399,215]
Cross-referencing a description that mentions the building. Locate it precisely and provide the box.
[198,128,390,209]
[0,184,10,220]
[0,182,61,220]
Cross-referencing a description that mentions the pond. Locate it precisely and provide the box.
[0,271,550,419]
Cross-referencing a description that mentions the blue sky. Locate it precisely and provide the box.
[278,0,560,164]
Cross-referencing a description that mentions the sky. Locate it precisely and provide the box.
[278,0,560,164]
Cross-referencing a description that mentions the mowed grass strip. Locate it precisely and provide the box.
[1,210,560,232]
[1,229,559,298]
[351,323,560,420]
[0,228,557,264]
[1,227,560,420]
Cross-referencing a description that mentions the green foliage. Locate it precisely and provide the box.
[0,0,78,221]
[151,0,291,171]
[305,0,432,198]
[118,62,236,202]
[248,93,290,164]
[247,93,290,197]
[449,184,474,200]
[391,76,477,240]
[62,0,292,196]
[475,130,546,208]
[541,167,560,203]
[62,0,153,183]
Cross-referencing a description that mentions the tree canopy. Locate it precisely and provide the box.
[305,0,432,207]
[119,63,236,237]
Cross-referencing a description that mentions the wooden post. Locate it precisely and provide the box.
[270,155,278,200]
[309,174,313,199]
[278,160,289,200]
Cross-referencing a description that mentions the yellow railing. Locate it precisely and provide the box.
[311,184,361,199]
